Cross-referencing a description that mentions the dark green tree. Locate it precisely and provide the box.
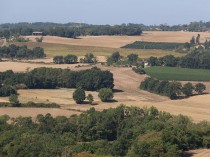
[127,53,138,65]
[9,94,20,107]
[98,88,113,102]
[73,88,86,104]
[86,94,94,105]
[195,83,206,94]
[64,54,78,64]
[53,56,64,64]
[107,52,121,64]
[83,53,97,63]
[182,83,194,97]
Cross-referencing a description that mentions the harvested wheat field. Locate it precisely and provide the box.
[0,64,207,122]
[186,149,210,157]
[0,108,80,119]
[0,61,92,72]
[25,31,210,48]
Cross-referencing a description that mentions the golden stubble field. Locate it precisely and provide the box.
[26,31,210,48]
[0,31,210,122]
[0,62,210,123]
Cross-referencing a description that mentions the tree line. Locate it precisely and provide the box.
[140,77,206,99]
[0,67,114,97]
[122,41,185,50]
[0,23,143,39]
[148,49,210,69]
[1,105,210,156]
[0,44,46,59]
[53,53,97,64]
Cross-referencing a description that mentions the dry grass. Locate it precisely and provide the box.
[25,31,210,48]
[0,65,205,122]
[186,149,210,157]
[1,32,210,121]
[0,107,80,119]
[0,61,92,72]
[14,42,183,59]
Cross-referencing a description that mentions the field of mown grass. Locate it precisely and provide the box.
[13,42,183,58]
[145,66,210,82]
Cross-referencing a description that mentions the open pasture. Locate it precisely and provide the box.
[145,66,210,82]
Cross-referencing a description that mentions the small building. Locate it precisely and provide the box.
[32,32,43,36]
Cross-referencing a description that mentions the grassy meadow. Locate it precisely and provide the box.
[13,42,184,58]
[145,66,210,82]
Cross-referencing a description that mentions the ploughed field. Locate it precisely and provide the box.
[145,66,210,82]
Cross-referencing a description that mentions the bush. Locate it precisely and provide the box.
[0,85,17,97]
[195,83,206,94]
[82,53,97,63]
[132,67,146,74]
[9,94,20,107]
[73,88,86,104]
[64,55,78,64]
[53,56,64,64]
[182,83,194,97]
[86,94,94,105]
[22,102,60,108]
[98,88,113,102]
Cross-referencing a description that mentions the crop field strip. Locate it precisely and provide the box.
[122,41,185,50]
[145,66,210,82]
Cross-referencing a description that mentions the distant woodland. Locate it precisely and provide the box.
[1,21,210,39]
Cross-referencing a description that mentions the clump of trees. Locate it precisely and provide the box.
[0,67,114,91]
[53,54,78,64]
[0,44,46,59]
[80,53,97,63]
[140,77,206,99]
[1,105,210,156]
[107,52,140,66]
[132,67,146,74]
[98,88,114,102]
[147,49,210,69]
[35,37,43,42]
[0,85,17,97]
[73,88,86,104]
[0,23,143,39]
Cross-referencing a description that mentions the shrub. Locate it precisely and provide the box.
[182,83,194,97]
[98,88,113,102]
[73,88,86,104]
[195,83,206,94]
[64,54,78,64]
[9,94,20,107]
[86,94,94,105]
[132,67,146,74]
[0,85,17,97]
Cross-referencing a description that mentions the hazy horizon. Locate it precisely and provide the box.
[1,0,210,25]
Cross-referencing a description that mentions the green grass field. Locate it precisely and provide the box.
[13,42,184,58]
[145,66,210,82]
